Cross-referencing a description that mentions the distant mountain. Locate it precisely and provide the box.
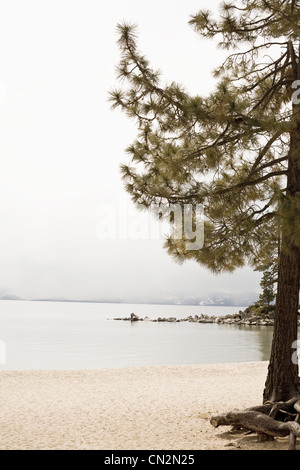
[0,292,259,307]
[31,296,125,304]
[91,291,259,307]
[173,292,259,307]
[0,294,24,301]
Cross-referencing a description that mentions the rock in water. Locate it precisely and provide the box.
[130,313,139,321]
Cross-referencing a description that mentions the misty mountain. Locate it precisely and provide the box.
[0,291,259,307]
[0,294,24,301]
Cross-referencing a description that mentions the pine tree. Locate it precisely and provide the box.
[110,1,300,446]
[258,262,277,307]
[255,245,279,309]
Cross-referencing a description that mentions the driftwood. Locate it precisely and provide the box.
[210,398,300,450]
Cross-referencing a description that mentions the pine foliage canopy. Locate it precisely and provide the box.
[110,1,300,274]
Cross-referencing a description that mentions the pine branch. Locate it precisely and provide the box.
[215,170,287,196]
[255,155,288,173]
[248,131,285,178]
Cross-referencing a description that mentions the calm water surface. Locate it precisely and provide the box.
[0,300,273,370]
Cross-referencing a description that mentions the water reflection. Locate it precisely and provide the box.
[234,325,273,361]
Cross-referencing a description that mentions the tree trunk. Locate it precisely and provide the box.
[209,113,300,450]
[263,246,300,402]
[263,124,300,403]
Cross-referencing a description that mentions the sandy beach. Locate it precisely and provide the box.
[0,361,296,450]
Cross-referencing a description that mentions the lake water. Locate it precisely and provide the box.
[0,300,274,370]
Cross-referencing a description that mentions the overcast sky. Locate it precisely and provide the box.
[0,0,261,302]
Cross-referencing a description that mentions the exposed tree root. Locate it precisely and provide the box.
[210,398,300,450]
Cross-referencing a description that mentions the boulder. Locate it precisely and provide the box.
[130,313,139,321]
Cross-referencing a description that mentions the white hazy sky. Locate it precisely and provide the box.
[0,0,261,302]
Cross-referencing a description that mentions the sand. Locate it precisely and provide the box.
[0,361,296,450]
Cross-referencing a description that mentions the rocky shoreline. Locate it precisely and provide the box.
[113,310,282,326]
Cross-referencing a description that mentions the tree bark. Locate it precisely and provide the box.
[263,123,300,403]
[263,246,300,402]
